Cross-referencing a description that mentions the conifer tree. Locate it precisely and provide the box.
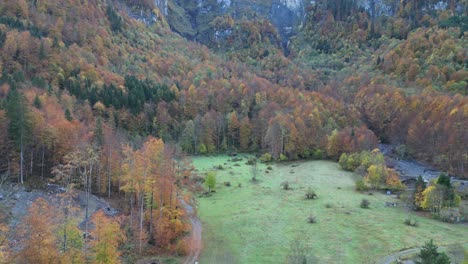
[5,88,32,184]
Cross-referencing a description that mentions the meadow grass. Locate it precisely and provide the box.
[193,155,468,263]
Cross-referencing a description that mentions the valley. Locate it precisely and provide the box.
[0,0,466,263]
[193,156,468,263]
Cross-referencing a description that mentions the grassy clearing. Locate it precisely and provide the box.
[193,155,468,264]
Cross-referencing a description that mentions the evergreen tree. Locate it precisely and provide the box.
[65,109,73,121]
[33,94,42,109]
[180,120,196,154]
[94,117,104,147]
[5,88,32,184]
[416,239,450,264]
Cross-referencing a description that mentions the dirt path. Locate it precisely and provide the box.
[377,248,421,264]
[180,198,202,264]
[378,242,468,264]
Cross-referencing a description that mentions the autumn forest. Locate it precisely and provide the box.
[0,0,467,263]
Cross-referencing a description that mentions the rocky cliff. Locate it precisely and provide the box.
[153,0,305,47]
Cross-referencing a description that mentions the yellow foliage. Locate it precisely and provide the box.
[90,210,126,264]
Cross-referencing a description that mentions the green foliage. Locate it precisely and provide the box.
[355,179,369,192]
[338,150,384,172]
[312,149,324,160]
[106,6,123,32]
[181,120,195,154]
[5,88,32,148]
[279,153,288,162]
[438,15,468,32]
[404,217,418,227]
[205,171,217,192]
[437,174,451,188]
[260,153,272,163]
[416,240,451,264]
[414,176,427,210]
[198,143,207,155]
[360,199,370,209]
[286,239,319,264]
[33,95,42,109]
[307,214,316,224]
[0,16,46,38]
[64,109,73,121]
[94,117,104,147]
[305,187,317,199]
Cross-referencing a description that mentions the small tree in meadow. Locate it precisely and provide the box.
[416,239,450,264]
[205,171,217,192]
[360,199,370,209]
[305,187,317,199]
[251,158,259,182]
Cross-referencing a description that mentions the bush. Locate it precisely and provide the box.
[360,199,370,209]
[307,214,316,224]
[281,181,290,190]
[305,187,317,199]
[325,203,333,208]
[216,164,224,170]
[246,158,256,165]
[259,153,272,163]
[224,181,231,187]
[313,149,324,159]
[175,239,188,256]
[267,166,273,170]
[279,153,288,161]
[404,217,418,227]
[238,183,242,188]
[231,157,243,162]
[355,179,369,191]
[205,171,217,192]
[198,143,207,154]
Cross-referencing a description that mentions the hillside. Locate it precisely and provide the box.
[0,0,466,263]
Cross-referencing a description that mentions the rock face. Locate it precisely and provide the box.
[158,0,305,47]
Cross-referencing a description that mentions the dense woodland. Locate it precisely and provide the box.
[0,0,466,262]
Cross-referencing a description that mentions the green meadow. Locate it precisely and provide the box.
[192,155,468,264]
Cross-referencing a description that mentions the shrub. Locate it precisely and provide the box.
[360,199,370,209]
[175,239,188,256]
[307,214,316,224]
[238,183,242,188]
[313,149,324,159]
[224,181,231,187]
[259,153,272,163]
[325,203,333,208]
[279,153,288,161]
[267,166,273,170]
[305,187,317,199]
[231,157,243,162]
[216,164,224,170]
[198,143,207,154]
[246,158,256,165]
[205,171,217,192]
[281,181,290,190]
[355,179,369,191]
[404,217,418,227]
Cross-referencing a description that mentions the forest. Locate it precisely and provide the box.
[0,0,466,263]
